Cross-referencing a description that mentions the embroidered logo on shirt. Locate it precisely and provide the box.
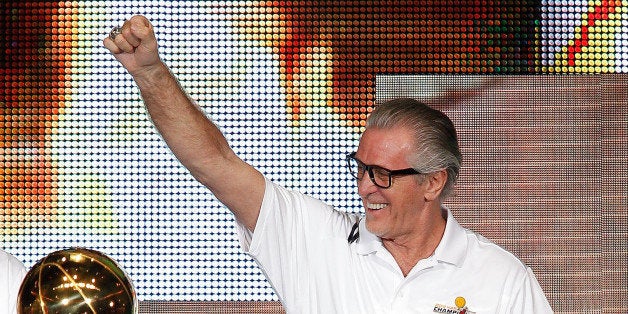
[433,296,476,314]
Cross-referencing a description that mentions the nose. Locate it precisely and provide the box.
[356,172,378,196]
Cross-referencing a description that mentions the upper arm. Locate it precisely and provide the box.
[195,152,266,231]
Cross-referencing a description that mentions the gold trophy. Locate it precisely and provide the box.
[18,248,137,313]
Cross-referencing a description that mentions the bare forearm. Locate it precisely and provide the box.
[132,62,231,178]
[103,15,264,230]
[132,62,264,229]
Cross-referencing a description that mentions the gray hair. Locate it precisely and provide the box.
[366,98,461,198]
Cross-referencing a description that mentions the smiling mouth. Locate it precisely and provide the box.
[366,203,387,210]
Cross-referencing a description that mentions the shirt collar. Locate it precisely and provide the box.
[433,207,467,266]
[354,217,381,255]
[354,207,468,267]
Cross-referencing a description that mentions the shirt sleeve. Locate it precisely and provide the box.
[505,267,554,313]
[234,178,355,308]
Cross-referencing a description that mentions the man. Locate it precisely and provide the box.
[104,15,552,313]
[1,249,27,314]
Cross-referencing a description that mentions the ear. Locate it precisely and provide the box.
[424,169,448,201]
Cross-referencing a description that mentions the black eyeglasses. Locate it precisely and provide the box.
[346,152,422,188]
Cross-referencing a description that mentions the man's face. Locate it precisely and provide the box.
[354,126,430,240]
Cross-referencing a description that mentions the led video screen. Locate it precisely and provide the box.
[1,1,626,313]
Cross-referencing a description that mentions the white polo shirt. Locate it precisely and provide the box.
[1,249,27,314]
[237,179,552,313]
